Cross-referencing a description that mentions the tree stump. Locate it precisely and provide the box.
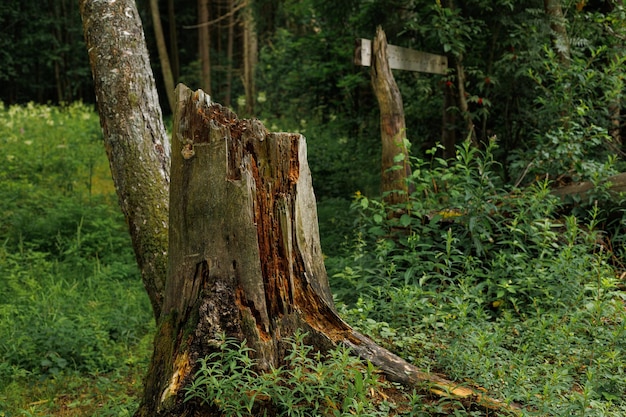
[135,84,520,416]
[135,84,350,416]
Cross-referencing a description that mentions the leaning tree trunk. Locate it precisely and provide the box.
[79,0,170,321]
[134,84,519,416]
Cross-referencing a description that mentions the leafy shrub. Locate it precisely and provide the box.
[0,102,153,386]
[328,140,626,414]
[185,332,391,417]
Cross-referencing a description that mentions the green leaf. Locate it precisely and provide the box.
[400,214,412,227]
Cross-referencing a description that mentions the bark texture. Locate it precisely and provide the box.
[79,0,170,320]
[371,26,412,205]
[135,84,519,416]
[552,172,626,200]
[136,84,343,416]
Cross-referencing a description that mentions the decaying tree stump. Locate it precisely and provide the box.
[135,84,520,416]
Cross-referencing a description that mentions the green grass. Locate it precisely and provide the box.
[0,102,154,417]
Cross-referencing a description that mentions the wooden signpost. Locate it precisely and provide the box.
[358,27,450,204]
[354,38,448,74]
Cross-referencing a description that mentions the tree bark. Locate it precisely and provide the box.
[134,84,519,416]
[371,26,412,205]
[135,83,342,416]
[79,0,170,321]
[544,0,571,64]
[552,172,626,200]
[150,0,176,111]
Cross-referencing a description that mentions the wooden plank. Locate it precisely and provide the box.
[355,38,448,75]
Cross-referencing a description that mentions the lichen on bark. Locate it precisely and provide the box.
[79,0,170,320]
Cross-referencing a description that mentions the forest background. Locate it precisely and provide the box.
[1,0,626,416]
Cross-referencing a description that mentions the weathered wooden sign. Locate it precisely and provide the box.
[354,38,448,75]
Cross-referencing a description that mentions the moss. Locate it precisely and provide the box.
[128,92,139,107]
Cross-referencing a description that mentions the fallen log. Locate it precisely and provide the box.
[551,172,626,201]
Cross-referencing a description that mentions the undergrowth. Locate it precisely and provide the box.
[328,139,626,416]
[2,102,626,416]
[184,332,396,417]
[0,102,154,417]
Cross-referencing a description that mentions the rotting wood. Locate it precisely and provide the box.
[135,83,522,416]
[552,172,626,201]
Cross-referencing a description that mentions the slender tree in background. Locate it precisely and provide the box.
[150,0,176,111]
[78,0,170,321]
[167,0,180,80]
[444,0,476,146]
[198,0,211,93]
[50,0,71,102]
[242,0,257,115]
[442,78,458,160]
[544,0,570,64]
[224,0,235,107]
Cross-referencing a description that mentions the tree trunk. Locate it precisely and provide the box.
[544,0,570,64]
[242,2,257,115]
[224,0,235,107]
[442,79,458,160]
[135,83,342,416]
[167,0,180,81]
[79,0,170,321]
[198,0,211,93]
[450,53,477,147]
[371,26,412,205]
[150,0,176,111]
[134,84,519,416]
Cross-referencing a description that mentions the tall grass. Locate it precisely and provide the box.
[0,102,153,416]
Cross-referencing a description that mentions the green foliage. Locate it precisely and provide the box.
[329,140,626,414]
[0,0,91,103]
[0,103,153,415]
[185,332,391,417]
